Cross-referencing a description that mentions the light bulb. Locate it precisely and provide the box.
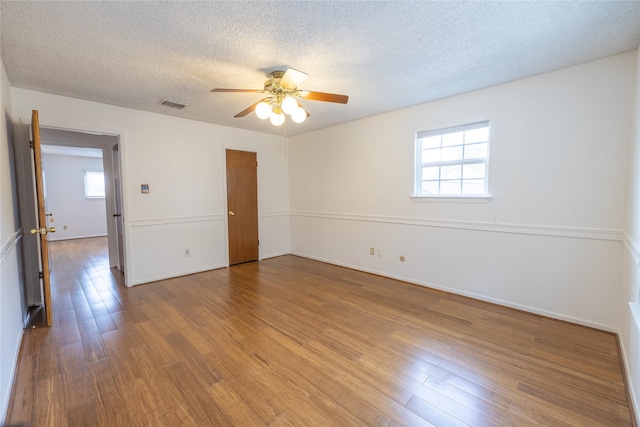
[255,101,272,120]
[281,96,298,115]
[291,106,306,123]
[269,111,285,126]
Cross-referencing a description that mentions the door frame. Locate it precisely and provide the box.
[222,145,261,266]
[27,117,131,286]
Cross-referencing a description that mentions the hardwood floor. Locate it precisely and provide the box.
[5,237,635,426]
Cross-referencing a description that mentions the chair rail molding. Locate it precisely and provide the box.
[290,210,622,242]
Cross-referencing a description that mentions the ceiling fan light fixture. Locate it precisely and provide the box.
[281,96,298,115]
[291,106,307,123]
[212,67,348,126]
[269,110,285,126]
[255,101,272,120]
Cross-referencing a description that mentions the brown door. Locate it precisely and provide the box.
[226,149,259,265]
[30,110,55,326]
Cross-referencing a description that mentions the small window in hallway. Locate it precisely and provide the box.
[84,170,105,198]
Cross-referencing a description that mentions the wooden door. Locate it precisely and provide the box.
[30,110,55,326]
[226,149,258,265]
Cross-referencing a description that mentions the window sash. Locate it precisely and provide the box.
[415,121,490,197]
[84,170,105,198]
[419,158,486,168]
[416,121,489,140]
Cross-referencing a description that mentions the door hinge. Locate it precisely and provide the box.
[256,161,258,168]
[258,239,260,245]
[29,140,34,149]
[39,271,43,279]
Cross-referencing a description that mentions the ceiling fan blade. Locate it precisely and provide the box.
[211,88,265,93]
[298,90,349,104]
[279,68,308,89]
[234,98,271,118]
[300,104,310,118]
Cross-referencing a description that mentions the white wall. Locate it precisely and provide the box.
[0,60,24,424]
[42,153,107,241]
[11,89,290,286]
[289,51,636,331]
[620,46,640,422]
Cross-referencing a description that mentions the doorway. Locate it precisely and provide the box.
[40,145,108,245]
[14,119,126,326]
[38,127,124,272]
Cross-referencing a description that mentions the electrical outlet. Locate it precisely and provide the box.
[184,248,190,257]
[370,247,375,255]
[377,248,382,257]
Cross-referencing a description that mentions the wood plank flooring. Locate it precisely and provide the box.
[5,237,635,426]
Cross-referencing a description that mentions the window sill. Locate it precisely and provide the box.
[411,196,493,204]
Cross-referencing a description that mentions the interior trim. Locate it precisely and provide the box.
[130,263,227,286]
[623,303,640,425]
[130,211,288,227]
[260,210,289,217]
[129,214,226,227]
[0,230,22,264]
[624,232,640,265]
[292,250,617,332]
[290,210,622,241]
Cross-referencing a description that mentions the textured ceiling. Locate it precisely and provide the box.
[2,1,640,137]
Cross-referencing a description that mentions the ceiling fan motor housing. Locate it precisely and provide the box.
[264,71,292,95]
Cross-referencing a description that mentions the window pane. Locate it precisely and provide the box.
[462,179,485,194]
[415,122,490,197]
[422,148,441,163]
[465,127,489,144]
[463,163,485,179]
[422,166,440,180]
[464,142,488,160]
[441,165,461,180]
[84,171,105,198]
[442,131,463,147]
[421,181,439,195]
[421,135,441,149]
[440,180,461,195]
[441,146,463,161]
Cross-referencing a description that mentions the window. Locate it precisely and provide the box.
[415,121,490,197]
[84,171,105,198]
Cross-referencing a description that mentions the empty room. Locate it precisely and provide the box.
[2,1,640,426]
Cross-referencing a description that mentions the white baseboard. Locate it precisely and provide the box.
[130,264,227,287]
[290,251,617,333]
[616,323,640,426]
[260,251,291,260]
[1,327,24,426]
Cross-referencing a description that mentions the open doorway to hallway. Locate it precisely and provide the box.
[17,124,126,327]
[38,127,125,274]
[41,145,108,243]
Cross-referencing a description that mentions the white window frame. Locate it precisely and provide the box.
[414,121,491,199]
[84,170,105,199]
